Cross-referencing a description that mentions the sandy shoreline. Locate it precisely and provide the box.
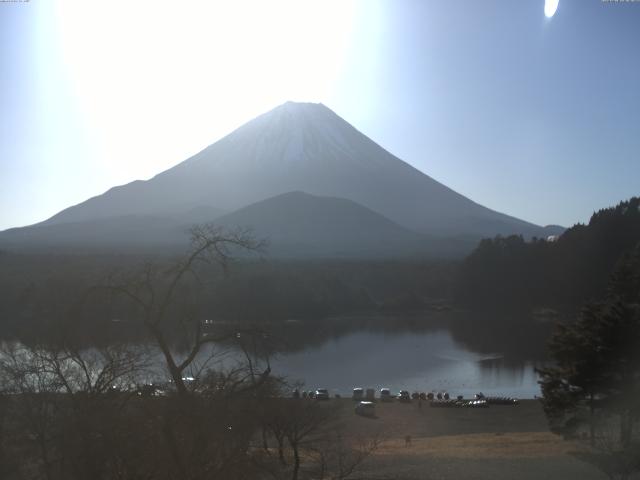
[323,399,609,479]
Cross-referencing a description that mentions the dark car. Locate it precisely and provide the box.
[398,390,411,402]
[315,388,330,400]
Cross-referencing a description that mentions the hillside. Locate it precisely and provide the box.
[454,196,640,311]
[215,191,468,258]
[0,192,478,258]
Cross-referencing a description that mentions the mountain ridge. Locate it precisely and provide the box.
[1,101,563,256]
[35,102,550,237]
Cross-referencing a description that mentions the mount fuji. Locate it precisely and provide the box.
[0,102,562,257]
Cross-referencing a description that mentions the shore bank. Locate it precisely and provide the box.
[327,399,607,479]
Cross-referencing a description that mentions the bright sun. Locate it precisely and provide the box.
[52,0,357,178]
[544,0,559,18]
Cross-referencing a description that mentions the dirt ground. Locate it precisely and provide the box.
[328,399,612,480]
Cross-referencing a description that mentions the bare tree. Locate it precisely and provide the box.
[77,224,275,479]
[1,225,357,480]
[283,399,337,480]
[97,224,268,395]
[0,341,147,480]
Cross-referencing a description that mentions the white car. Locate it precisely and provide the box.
[352,388,364,401]
[380,388,392,402]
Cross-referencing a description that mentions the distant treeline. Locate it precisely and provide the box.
[454,197,640,312]
[0,252,456,345]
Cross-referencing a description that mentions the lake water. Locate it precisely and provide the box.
[6,315,545,399]
[266,327,543,399]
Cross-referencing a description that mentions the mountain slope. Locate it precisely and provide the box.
[0,215,185,252]
[215,191,429,258]
[0,206,226,253]
[0,192,478,258]
[36,102,553,239]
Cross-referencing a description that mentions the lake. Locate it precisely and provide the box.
[6,313,546,399]
[267,327,544,399]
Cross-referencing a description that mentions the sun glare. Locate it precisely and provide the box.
[544,0,559,18]
[53,0,356,180]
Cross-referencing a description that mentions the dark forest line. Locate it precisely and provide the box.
[0,251,457,346]
[454,197,640,314]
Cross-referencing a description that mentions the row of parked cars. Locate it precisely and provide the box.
[291,388,330,400]
[352,387,391,402]
[352,388,455,402]
[353,390,520,414]
[291,388,518,416]
[352,388,414,416]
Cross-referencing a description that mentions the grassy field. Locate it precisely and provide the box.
[328,399,609,480]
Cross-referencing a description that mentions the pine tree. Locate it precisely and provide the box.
[538,243,640,447]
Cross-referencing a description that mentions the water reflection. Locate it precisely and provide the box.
[182,313,550,398]
[12,312,549,399]
[267,327,544,399]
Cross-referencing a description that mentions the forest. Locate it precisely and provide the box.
[454,197,640,313]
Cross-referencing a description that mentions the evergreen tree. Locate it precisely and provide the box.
[455,197,640,312]
[539,243,640,449]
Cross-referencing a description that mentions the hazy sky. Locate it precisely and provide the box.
[1,0,638,231]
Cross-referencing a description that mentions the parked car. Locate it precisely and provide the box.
[352,388,364,401]
[315,388,330,400]
[380,388,392,402]
[398,390,411,402]
[355,401,376,417]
